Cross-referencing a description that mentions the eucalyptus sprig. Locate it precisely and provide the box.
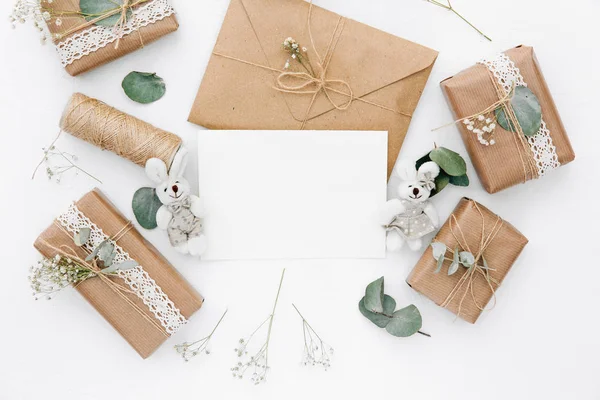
[431,242,492,276]
[293,304,334,371]
[425,0,491,42]
[359,277,430,338]
[175,309,228,362]
[231,269,285,385]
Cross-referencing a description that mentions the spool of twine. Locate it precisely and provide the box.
[60,93,182,169]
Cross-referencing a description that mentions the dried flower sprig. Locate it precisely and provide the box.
[292,304,333,371]
[174,309,228,362]
[29,254,97,300]
[463,114,497,146]
[282,37,315,76]
[9,0,53,43]
[425,0,491,42]
[32,132,101,184]
[231,269,285,385]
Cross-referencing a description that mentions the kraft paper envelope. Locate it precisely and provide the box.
[197,130,388,260]
[189,0,438,177]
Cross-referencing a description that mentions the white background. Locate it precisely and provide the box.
[1,0,599,399]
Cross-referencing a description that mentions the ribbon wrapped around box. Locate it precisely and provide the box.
[441,45,575,193]
[188,0,438,178]
[407,198,528,324]
[33,189,203,358]
[42,0,178,76]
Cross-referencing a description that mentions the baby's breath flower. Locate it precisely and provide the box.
[462,111,498,146]
[29,255,96,300]
[9,0,53,42]
[282,36,315,76]
[293,304,333,371]
[174,309,228,362]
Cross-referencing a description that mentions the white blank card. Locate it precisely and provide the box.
[197,130,387,260]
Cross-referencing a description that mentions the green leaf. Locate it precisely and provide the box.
[494,86,542,137]
[97,241,115,263]
[85,239,107,261]
[358,295,396,328]
[459,251,475,267]
[79,0,132,27]
[100,264,119,274]
[431,242,447,260]
[122,72,166,104]
[415,152,432,171]
[448,261,459,275]
[449,173,469,187]
[434,255,444,274]
[429,171,450,198]
[132,187,163,230]
[364,277,384,313]
[73,227,91,247]
[429,147,467,177]
[384,304,423,337]
[114,260,139,271]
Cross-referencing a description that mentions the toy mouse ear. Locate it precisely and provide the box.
[417,161,440,179]
[145,158,168,184]
[169,147,188,178]
[395,159,418,181]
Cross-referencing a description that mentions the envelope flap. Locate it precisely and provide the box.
[238,0,438,120]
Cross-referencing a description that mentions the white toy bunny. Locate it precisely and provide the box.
[380,159,440,251]
[145,149,208,257]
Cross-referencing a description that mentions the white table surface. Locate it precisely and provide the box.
[1,0,599,399]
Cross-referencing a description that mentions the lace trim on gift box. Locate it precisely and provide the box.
[478,53,560,176]
[56,203,187,335]
[55,0,175,67]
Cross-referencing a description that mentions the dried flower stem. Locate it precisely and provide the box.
[293,304,333,370]
[174,309,228,361]
[231,269,285,385]
[426,0,492,42]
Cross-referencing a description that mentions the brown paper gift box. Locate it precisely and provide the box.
[441,45,575,193]
[43,0,178,76]
[188,0,438,177]
[406,198,528,324]
[33,189,203,358]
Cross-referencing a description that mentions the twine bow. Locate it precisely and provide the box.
[439,203,504,318]
[212,0,412,129]
[40,220,169,338]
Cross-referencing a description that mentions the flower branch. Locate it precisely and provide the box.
[425,0,492,42]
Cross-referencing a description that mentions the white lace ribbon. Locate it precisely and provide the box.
[478,53,560,177]
[56,204,187,335]
[55,0,175,67]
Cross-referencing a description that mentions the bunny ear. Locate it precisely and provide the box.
[169,147,188,178]
[145,158,168,183]
[395,159,418,181]
[417,161,441,179]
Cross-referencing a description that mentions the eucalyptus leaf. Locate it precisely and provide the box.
[431,242,447,260]
[85,239,107,261]
[434,255,444,274]
[103,251,116,267]
[429,147,467,177]
[482,256,490,270]
[79,0,131,27]
[358,295,396,328]
[449,173,469,187]
[132,187,163,230]
[73,227,91,247]
[122,72,166,104]
[494,86,542,137]
[459,251,475,267]
[113,260,139,271]
[448,261,459,276]
[364,277,385,313]
[384,305,423,337]
[100,264,119,274]
[430,171,450,198]
[415,153,432,171]
[97,242,115,263]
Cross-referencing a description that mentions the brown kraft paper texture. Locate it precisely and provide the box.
[441,45,575,193]
[407,198,528,324]
[43,0,178,76]
[34,189,203,358]
[188,0,438,178]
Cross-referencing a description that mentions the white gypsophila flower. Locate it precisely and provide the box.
[293,305,333,371]
[174,310,227,362]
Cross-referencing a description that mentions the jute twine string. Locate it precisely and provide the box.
[55,0,148,48]
[60,93,181,168]
[212,0,412,129]
[439,203,504,318]
[41,220,169,338]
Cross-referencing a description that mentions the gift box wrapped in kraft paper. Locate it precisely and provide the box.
[441,45,575,193]
[188,0,438,178]
[407,198,528,324]
[34,189,203,358]
[42,0,178,76]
